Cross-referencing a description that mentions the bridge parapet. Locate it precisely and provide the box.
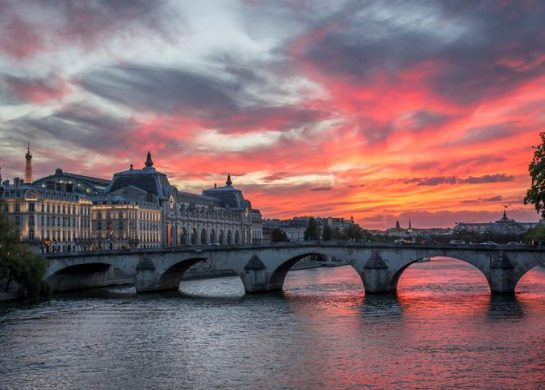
[43,243,545,295]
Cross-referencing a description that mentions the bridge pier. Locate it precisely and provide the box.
[239,254,281,293]
[135,257,165,293]
[489,253,517,294]
[362,251,397,294]
[135,256,205,293]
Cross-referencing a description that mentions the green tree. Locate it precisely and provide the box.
[271,228,289,242]
[0,210,49,300]
[331,228,343,240]
[525,223,545,245]
[524,132,545,219]
[304,217,320,241]
[343,224,364,241]
[322,225,333,241]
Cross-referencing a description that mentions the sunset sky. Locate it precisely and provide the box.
[1,0,544,229]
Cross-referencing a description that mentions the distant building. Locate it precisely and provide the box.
[454,210,538,236]
[384,220,452,241]
[263,216,355,242]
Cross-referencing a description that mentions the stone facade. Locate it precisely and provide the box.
[0,150,263,253]
[0,178,92,253]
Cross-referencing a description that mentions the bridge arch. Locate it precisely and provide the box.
[513,262,545,292]
[268,251,358,292]
[391,256,491,293]
[46,262,114,292]
[152,257,208,293]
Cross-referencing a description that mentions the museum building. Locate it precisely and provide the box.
[0,147,263,252]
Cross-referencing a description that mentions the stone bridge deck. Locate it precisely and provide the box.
[44,242,545,295]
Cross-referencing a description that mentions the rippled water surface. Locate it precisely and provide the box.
[2,258,545,389]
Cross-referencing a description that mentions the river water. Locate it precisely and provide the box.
[1,258,545,389]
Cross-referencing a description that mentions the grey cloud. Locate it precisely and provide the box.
[407,173,514,186]
[80,63,332,134]
[461,195,503,204]
[80,64,239,116]
[7,103,139,153]
[406,176,458,186]
[464,174,514,184]
[447,122,519,147]
[0,0,181,60]
[1,74,66,105]
[359,110,450,144]
[298,1,545,105]
[310,186,333,192]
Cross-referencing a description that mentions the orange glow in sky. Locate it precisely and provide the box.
[0,1,544,228]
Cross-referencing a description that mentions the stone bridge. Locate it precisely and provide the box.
[44,243,545,295]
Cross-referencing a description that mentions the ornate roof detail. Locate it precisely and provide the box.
[145,151,154,168]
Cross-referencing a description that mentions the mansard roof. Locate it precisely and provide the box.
[104,185,159,204]
[107,165,171,199]
[33,169,110,195]
[176,190,223,207]
[203,185,249,209]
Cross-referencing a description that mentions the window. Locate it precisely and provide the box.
[97,221,102,230]
[29,216,35,226]
[29,203,35,212]
[29,230,34,240]
[118,221,123,229]
[15,203,20,212]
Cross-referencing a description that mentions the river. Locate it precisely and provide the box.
[1,258,545,389]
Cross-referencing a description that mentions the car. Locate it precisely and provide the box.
[480,241,498,246]
[393,239,413,244]
[507,242,523,246]
[449,240,465,245]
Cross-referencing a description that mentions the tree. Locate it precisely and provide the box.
[271,228,289,242]
[343,224,365,241]
[525,223,545,246]
[0,210,49,300]
[322,225,333,241]
[304,217,320,241]
[524,132,545,219]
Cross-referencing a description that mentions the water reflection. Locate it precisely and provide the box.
[2,261,545,389]
[487,294,524,319]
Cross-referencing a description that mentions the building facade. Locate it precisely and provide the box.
[453,210,538,236]
[1,177,92,253]
[0,148,263,252]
